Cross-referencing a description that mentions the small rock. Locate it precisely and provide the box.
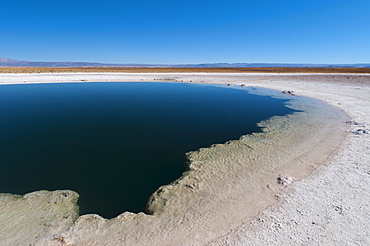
[334,205,343,215]
[184,183,198,189]
[49,234,67,244]
[277,175,293,186]
[346,120,366,127]
[282,90,296,96]
[351,128,369,135]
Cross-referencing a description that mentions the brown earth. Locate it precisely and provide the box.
[1,67,370,74]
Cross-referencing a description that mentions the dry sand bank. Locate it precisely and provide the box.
[0,73,369,245]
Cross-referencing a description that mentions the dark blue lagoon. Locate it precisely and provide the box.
[0,82,298,218]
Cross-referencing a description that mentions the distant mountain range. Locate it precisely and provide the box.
[1,58,369,68]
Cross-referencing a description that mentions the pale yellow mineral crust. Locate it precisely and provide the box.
[0,190,79,245]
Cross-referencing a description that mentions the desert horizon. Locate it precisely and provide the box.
[1,66,370,74]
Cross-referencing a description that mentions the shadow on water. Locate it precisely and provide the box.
[0,82,299,218]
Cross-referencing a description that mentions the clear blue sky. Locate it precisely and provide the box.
[1,0,369,64]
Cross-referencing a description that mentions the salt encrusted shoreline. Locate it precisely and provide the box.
[0,73,369,245]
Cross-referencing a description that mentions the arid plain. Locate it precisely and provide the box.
[0,69,369,245]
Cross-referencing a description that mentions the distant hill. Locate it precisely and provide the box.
[0,58,123,67]
[1,58,369,68]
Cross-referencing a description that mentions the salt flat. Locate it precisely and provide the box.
[0,73,369,245]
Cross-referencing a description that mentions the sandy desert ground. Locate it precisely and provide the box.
[0,72,369,245]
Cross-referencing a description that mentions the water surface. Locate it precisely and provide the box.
[0,82,297,218]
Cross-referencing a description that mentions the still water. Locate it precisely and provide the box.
[0,82,297,218]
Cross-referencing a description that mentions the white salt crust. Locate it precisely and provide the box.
[0,73,368,246]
